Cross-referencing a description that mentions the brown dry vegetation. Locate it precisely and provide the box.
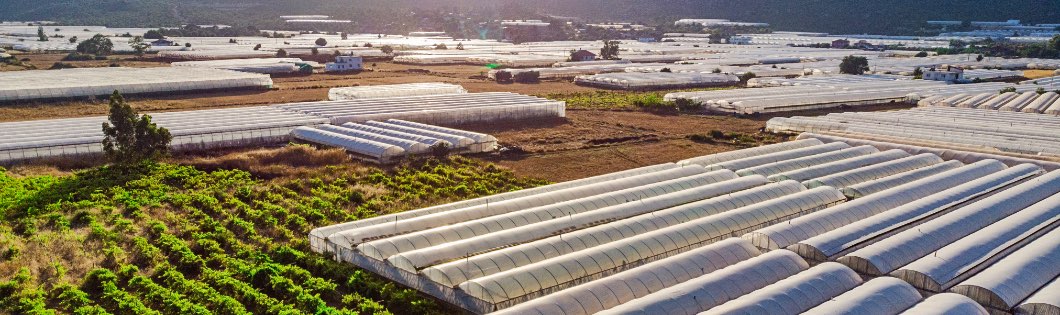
[1024,69,1057,80]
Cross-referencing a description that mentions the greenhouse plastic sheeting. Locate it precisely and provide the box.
[950,227,1060,310]
[898,293,989,315]
[0,67,272,102]
[803,277,923,315]
[701,262,863,315]
[328,83,467,100]
[276,92,566,125]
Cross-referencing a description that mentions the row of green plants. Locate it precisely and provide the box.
[545,90,716,112]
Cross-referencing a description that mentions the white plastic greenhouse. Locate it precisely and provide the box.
[899,293,989,315]
[328,83,468,100]
[790,164,1039,262]
[743,160,1009,251]
[702,262,863,315]
[171,58,309,74]
[803,277,923,315]
[492,238,765,315]
[892,191,1060,292]
[574,73,739,90]
[1016,277,1060,315]
[0,67,273,102]
[276,92,566,125]
[593,250,809,315]
[841,160,965,198]
[838,169,1060,276]
[0,106,326,163]
[678,139,825,167]
[291,127,406,163]
[315,125,432,154]
[950,227,1060,311]
[158,49,279,61]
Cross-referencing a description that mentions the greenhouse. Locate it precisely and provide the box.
[0,67,273,102]
[1016,277,1060,315]
[703,263,863,315]
[743,160,1009,251]
[0,106,326,163]
[593,250,809,315]
[574,73,740,90]
[790,164,1037,262]
[291,127,406,163]
[665,80,952,114]
[310,136,1060,313]
[950,227,1060,311]
[892,191,1060,292]
[837,169,1060,276]
[766,107,1060,158]
[328,83,467,100]
[899,294,989,315]
[171,58,311,74]
[803,277,923,315]
[275,92,566,125]
[158,49,279,61]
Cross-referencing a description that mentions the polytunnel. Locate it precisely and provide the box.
[678,139,823,167]
[791,164,1041,262]
[1020,92,1059,113]
[742,159,1008,251]
[1016,277,1060,315]
[363,169,736,264]
[361,121,475,149]
[892,190,1060,292]
[387,174,763,272]
[841,160,965,198]
[594,250,808,315]
[384,119,495,144]
[765,149,910,182]
[997,92,1039,112]
[802,277,923,315]
[355,167,727,260]
[420,181,806,287]
[309,164,677,253]
[838,169,1060,276]
[329,166,707,249]
[457,187,845,304]
[328,83,467,100]
[314,125,432,154]
[700,262,863,315]
[802,153,944,189]
[898,293,989,315]
[949,227,1060,311]
[735,145,879,177]
[290,127,406,163]
[339,123,451,147]
[492,238,764,315]
[699,141,850,171]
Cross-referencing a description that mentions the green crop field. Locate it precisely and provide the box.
[0,146,547,314]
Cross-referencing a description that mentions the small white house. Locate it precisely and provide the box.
[924,67,964,82]
[326,56,363,72]
[728,36,753,45]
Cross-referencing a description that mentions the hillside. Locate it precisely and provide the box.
[0,0,1057,35]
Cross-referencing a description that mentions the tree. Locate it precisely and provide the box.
[143,29,164,39]
[184,43,191,48]
[68,36,77,44]
[495,70,513,83]
[456,42,464,50]
[315,38,328,46]
[276,49,288,57]
[434,43,448,50]
[976,54,984,62]
[513,71,540,83]
[37,26,48,41]
[839,55,869,75]
[738,72,757,83]
[253,44,261,51]
[380,45,394,55]
[363,42,373,47]
[660,67,672,73]
[76,34,113,56]
[912,67,923,79]
[914,51,928,57]
[1037,87,1047,94]
[600,40,620,60]
[128,36,149,57]
[311,47,319,55]
[340,32,348,40]
[101,91,172,166]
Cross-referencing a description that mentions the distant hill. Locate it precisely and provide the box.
[0,0,1057,35]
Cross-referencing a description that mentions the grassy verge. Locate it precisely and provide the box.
[0,146,547,314]
[542,87,734,111]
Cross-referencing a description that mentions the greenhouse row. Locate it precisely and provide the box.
[158,49,280,61]
[291,119,495,163]
[327,83,467,100]
[919,91,1060,114]
[170,58,314,74]
[310,135,1060,314]
[0,67,274,102]
[766,107,1060,158]
[574,73,740,90]
[0,106,327,163]
[665,80,948,114]
[275,92,566,125]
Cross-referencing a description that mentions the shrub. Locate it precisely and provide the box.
[494,71,513,83]
[914,51,929,57]
[430,143,451,160]
[1000,87,1017,94]
[50,62,76,69]
[315,38,327,46]
[513,71,540,83]
[674,98,703,111]
[660,67,672,73]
